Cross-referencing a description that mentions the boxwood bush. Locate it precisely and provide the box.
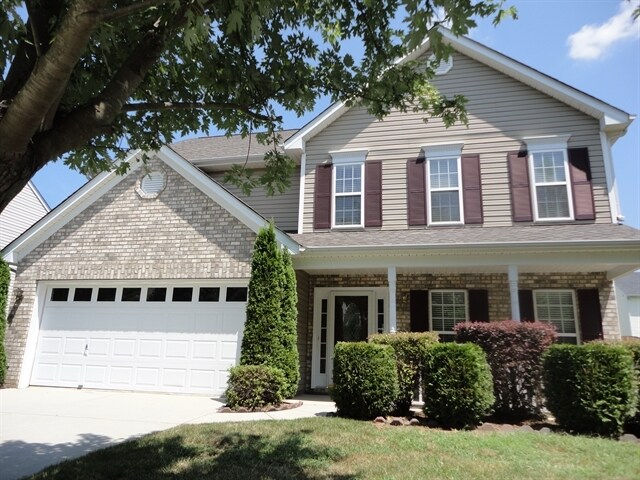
[225,365,286,410]
[543,343,638,437]
[368,332,439,415]
[455,321,556,420]
[422,343,494,429]
[331,342,399,420]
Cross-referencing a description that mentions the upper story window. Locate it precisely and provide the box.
[534,290,578,344]
[329,150,368,229]
[423,143,464,225]
[524,136,574,221]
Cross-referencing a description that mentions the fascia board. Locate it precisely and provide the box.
[27,181,51,212]
[2,150,144,264]
[158,146,300,254]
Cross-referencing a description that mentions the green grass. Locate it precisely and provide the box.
[29,417,639,480]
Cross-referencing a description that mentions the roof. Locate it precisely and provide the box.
[171,129,298,165]
[2,148,299,264]
[285,27,633,152]
[292,224,640,250]
[616,272,640,296]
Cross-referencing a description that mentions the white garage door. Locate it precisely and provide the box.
[30,282,248,395]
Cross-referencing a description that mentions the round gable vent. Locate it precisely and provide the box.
[136,170,167,199]
[429,54,453,75]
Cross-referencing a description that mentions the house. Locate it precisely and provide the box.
[615,272,640,338]
[0,181,50,250]
[2,29,639,395]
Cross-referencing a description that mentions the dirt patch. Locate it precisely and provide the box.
[218,400,303,413]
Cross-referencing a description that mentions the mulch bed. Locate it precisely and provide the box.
[218,400,303,413]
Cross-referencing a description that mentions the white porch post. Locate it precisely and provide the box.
[508,264,521,322]
[388,266,397,333]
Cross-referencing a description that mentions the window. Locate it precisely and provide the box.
[73,288,93,302]
[534,290,578,343]
[423,143,464,225]
[524,135,573,221]
[226,287,248,302]
[97,288,117,302]
[334,164,363,227]
[122,288,141,302]
[330,150,367,228]
[146,287,167,302]
[430,290,468,338]
[377,299,385,334]
[172,287,193,302]
[199,287,220,302]
[50,288,69,302]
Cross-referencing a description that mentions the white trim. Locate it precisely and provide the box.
[297,139,307,233]
[426,155,465,226]
[27,181,51,212]
[508,265,520,321]
[422,142,464,158]
[330,161,365,229]
[599,127,621,223]
[429,289,469,335]
[328,149,369,164]
[533,289,580,343]
[388,266,397,333]
[522,135,571,152]
[527,148,574,222]
[18,281,46,388]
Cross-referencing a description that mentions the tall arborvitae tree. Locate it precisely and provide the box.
[0,259,10,385]
[279,249,300,397]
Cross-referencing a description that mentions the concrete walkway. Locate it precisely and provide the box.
[0,387,335,480]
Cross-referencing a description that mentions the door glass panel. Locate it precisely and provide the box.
[334,296,369,343]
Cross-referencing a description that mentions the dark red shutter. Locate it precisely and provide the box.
[461,154,483,224]
[468,289,489,322]
[314,164,332,229]
[407,158,427,226]
[577,289,603,342]
[410,290,429,332]
[518,290,535,322]
[568,148,596,221]
[365,161,382,227]
[508,151,533,222]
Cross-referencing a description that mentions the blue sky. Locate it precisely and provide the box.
[32,0,640,228]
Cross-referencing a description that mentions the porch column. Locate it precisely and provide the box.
[388,266,397,333]
[508,265,521,322]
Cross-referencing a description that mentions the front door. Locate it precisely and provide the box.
[334,296,369,343]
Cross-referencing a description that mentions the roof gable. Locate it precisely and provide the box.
[2,148,298,263]
[284,27,633,152]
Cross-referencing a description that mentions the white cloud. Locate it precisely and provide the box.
[567,1,640,60]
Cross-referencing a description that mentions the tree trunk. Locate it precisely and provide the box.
[0,150,49,214]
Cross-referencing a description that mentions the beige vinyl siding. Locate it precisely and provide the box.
[210,167,300,232]
[0,182,49,249]
[302,51,610,231]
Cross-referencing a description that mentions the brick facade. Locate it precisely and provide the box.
[4,157,256,387]
[299,271,620,391]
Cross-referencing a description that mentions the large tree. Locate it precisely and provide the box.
[0,0,514,212]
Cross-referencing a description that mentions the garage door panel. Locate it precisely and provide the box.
[31,282,247,395]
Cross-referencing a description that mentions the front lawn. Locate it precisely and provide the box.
[30,417,639,480]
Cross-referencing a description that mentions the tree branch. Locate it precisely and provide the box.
[123,101,278,122]
[100,0,170,22]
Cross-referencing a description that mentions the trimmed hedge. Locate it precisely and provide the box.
[455,321,557,420]
[225,365,286,410]
[369,332,439,415]
[422,343,494,428]
[0,259,8,385]
[331,342,399,420]
[543,343,638,437]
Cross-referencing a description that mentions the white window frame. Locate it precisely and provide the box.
[533,289,580,344]
[423,143,465,226]
[329,150,367,229]
[524,135,574,222]
[429,289,469,335]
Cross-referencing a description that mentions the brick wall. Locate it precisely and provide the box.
[4,157,256,387]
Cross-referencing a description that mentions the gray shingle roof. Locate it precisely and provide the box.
[171,129,298,161]
[616,272,640,296]
[292,224,640,249]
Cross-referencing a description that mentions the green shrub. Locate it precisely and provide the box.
[0,259,9,385]
[331,342,399,420]
[543,343,638,437]
[422,343,494,428]
[225,365,286,410]
[369,332,439,415]
[455,321,556,420]
[240,223,299,397]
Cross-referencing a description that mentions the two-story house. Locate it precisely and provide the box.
[2,29,639,395]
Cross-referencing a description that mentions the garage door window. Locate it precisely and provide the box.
[226,287,248,302]
[73,288,93,302]
[122,288,141,302]
[97,288,117,302]
[146,287,167,302]
[172,287,193,302]
[199,287,220,302]
[51,288,69,302]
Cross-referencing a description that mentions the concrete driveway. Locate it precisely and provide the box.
[0,387,335,480]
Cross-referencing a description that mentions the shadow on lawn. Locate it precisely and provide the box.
[27,429,357,480]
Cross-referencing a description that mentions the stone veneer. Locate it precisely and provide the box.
[4,157,256,387]
[299,271,620,392]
